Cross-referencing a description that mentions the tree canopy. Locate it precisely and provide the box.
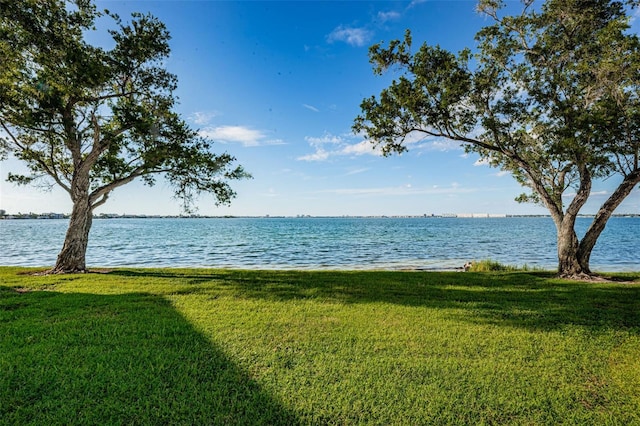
[0,0,249,272]
[354,0,640,278]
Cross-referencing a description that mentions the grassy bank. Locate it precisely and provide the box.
[1,267,639,425]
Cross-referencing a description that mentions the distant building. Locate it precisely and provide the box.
[37,213,65,219]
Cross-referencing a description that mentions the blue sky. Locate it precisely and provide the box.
[1,0,639,216]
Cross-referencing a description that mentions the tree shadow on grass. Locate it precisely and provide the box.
[0,286,300,425]
[108,269,640,332]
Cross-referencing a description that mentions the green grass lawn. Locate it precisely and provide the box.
[1,267,639,425]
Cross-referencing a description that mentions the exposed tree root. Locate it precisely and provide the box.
[29,268,88,276]
[32,268,114,276]
[559,272,606,282]
[558,272,636,283]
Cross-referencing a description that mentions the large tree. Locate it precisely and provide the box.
[0,0,249,273]
[354,0,639,279]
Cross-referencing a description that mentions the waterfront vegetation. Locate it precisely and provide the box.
[1,266,639,424]
[466,259,546,272]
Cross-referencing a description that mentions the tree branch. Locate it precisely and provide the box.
[47,141,71,193]
[91,192,110,210]
[89,165,172,204]
[565,162,592,218]
[579,168,640,258]
[1,122,27,151]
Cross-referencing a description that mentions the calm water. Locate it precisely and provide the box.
[1,217,638,271]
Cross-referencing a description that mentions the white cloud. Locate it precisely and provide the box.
[408,0,429,9]
[473,158,510,177]
[298,133,382,161]
[341,140,379,156]
[345,167,370,176]
[303,104,320,112]
[190,111,219,125]
[473,158,491,167]
[199,125,270,147]
[415,138,463,152]
[317,183,477,197]
[305,133,345,146]
[297,149,330,162]
[377,11,401,22]
[326,26,372,47]
[386,131,462,153]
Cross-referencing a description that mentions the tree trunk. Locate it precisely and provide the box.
[577,170,640,274]
[577,219,603,275]
[556,217,591,279]
[52,177,93,273]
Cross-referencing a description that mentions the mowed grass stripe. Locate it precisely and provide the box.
[1,267,639,425]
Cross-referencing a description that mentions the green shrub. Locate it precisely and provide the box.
[467,259,520,272]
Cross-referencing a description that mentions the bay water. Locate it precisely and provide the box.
[1,216,638,272]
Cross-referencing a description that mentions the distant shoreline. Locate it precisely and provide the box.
[2,213,639,220]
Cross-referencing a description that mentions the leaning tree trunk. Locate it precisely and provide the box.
[577,169,640,273]
[577,217,606,275]
[52,179,93,273]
